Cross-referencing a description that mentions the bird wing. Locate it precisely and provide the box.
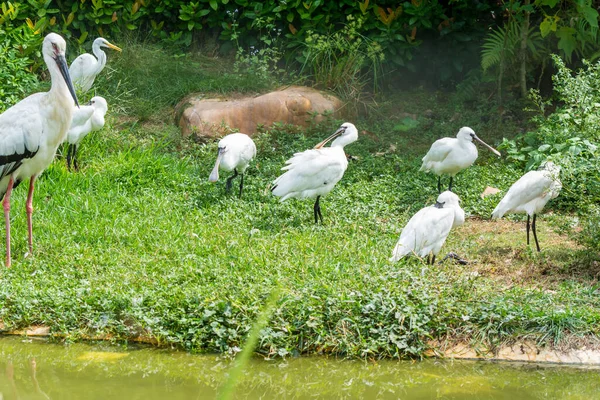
[271,148,346,200]
[66,105,95,144]
[0,94,44,179]
[391,207,454,261]
[491,171,554,218]
[69,53,97,90]
[420,138,454,171]
[70,104,95,127]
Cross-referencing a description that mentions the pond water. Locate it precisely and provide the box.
[0,336,598,399]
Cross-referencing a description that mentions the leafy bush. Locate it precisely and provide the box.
[500,56,600,251]
[0,29,39,112]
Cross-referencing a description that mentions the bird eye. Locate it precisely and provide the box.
[52,43,58,52]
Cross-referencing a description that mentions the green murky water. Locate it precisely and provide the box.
[0,336,598,399]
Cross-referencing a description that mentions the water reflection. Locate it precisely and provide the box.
[0,336,598,399]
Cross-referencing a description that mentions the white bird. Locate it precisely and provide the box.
[65,96,108,171]
[390,191,465,264]
[271,122,358,223]
[420,127,501,192]
[0,33,79,267]
[69,37,122,93]
[491,161,561,252]
[208,133,256,197]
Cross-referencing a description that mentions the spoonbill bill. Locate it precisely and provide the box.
[491,162,561,252]
[390,191,465,264]
[420,127,501,192]
[65,96,108,171]
[69,37,122,92]
[271,122,358,223]
[0,33,79,267]
[208,133,256,197]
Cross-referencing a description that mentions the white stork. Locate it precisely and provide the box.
[0,33,79,267]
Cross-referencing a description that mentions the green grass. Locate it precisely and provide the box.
[0,41,599,359]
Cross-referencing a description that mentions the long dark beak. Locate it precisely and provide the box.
[314,128,345,149]
[209,147,224,182]
[56,53,79,108]
[473,135,501,157]
[434,201,445,209]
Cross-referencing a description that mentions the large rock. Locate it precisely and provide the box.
[176,86,344,139]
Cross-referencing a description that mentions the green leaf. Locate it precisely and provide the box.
[539,16,558,38]
[287,13,294,22]
[579,5,599,28]
[209,0,218,11]
[537,0,560,7]
[556,26,577,60]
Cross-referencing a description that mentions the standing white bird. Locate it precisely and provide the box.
[420,127,501,192]
[491,162,561,252]
[208,133,256,197]
[69,37,122,93]
[271,122,358,223]
[0,33,79,267]
[390,191,465,264]
[65,96,108,171]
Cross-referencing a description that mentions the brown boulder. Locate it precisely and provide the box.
[176,86,344,139]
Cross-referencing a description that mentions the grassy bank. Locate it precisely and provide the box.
[0,41,599,359]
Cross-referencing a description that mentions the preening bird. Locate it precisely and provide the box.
[0,33,79,267]
[271,122,358,223]
[491,161,561,252]
[69,37,122,92]
[208,133,256,197]
[420,127,501,192]
[390,191,465,265]
[64,96,108,171]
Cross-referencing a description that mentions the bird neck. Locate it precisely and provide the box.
[44,53,70,101]
[92,43,107,74]
[330,135,353,148]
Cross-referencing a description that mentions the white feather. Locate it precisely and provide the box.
[208,133,256,182]
[69,37,121,93]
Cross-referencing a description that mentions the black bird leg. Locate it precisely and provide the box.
[430,255,436,265]
[532,213,541,252]
[440,252,469,265]
[225,169,239,193]
[239,173,244,198]
[66,144,73,171]
[448,176,454,192]
[526,214,530,245]
[73,144,79,171]
[313,195,323,224]
[437,176,441,194]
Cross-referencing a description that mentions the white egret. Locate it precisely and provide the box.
[271,122,358,223]
[491,161,561,252]
[390,191,465,264]
[69,37,122,93]
[420,127,501,192]
[65,96,108,171]
[208,133,256,197]
[0,33,79,267]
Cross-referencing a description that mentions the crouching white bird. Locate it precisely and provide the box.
[271,122,358,223]
[65,96,108,171]
[69,37,122,92]
[390,191,465,264]
[0,33,79,267]
[491,162,561,252]
[208,133,256,197]
[420,127,501,193]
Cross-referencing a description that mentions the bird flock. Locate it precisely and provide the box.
[0,33,563,268]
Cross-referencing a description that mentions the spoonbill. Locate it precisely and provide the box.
[0,33,79,267]
[69,37,122,92]
[65,96,108,171]
[208,133,256,197]
[390,191,465,265]
[420,127,501,192]
[491,162,561,252]
[271,122,358,223]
